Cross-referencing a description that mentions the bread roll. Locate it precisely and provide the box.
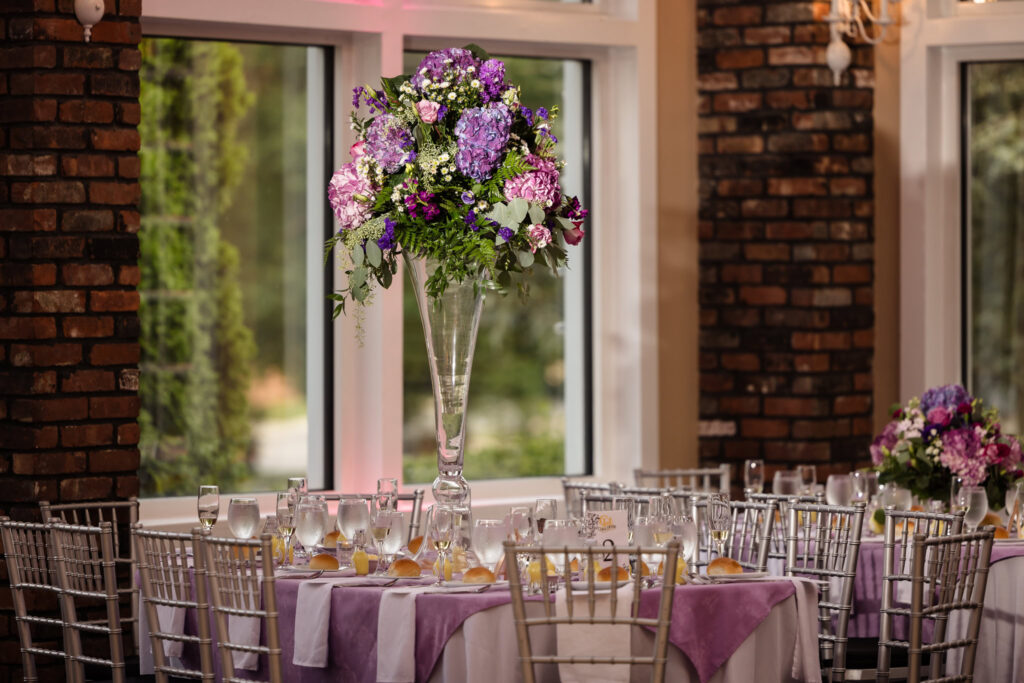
[994,526,1010,539]
[597,566,629,582]
[407,535,423,555]
[707,557,743,576]
[388,558,422,577]
[323,530,342,546]
[981,512,1002,528]
[309,553,340,571]
[463,566,496,584]
[632,561,651,578]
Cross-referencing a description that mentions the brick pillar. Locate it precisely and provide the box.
[696,1,875,487]
[0,2,140,679]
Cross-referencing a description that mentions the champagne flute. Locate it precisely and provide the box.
[473,519,507,573]
[336,498,371,541]
[707,494,731,558]
[371,508,403,574]
[960,486,988,531]
[294,496,326,564]
[426,504,456,585]
[376,478,398,512]
[198,485,219,529]
[276,492,296,568]
[744,459,765,494]
[951,476,967,514]
[797,465,817,495]
[534,499,557,536]
[227,497,260,539]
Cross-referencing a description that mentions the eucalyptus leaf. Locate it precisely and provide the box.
[517,250,535,268]
[365,241,382,268]
[495,234,506,246]
[350,266,367,288]
[508,198,529,225]
[528,204,545,225]
[486,202,508,225]
[351,246,364,266]
[556,217,576,232]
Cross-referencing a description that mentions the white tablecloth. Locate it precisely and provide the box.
[428,594,814,683]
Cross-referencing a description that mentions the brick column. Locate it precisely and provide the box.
[696,1,875,486]
[0,2,140,678]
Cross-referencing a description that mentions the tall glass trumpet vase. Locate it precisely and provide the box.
[404,253,485,506]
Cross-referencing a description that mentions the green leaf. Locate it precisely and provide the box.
[528,205,545,225]
[517,250,535,268]
[463,43,492,61]
[380,267,393,289]
[350,266,367,288]
[495,234,506,246]
[351,246,364,266]
[485,202,508,225]
[497,270,512,288]
[508,198,529,225]
[556,217,575,232]
[365,241,382,268]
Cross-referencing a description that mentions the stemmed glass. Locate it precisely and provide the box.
[371,508,404,574]
[950,476,967,514]
[376,478,398,512]
[744,460,765,494]
[473,519,507,574]
[1007,480,1023,535]
[772,471,802,496]
[959,486,989,531]
[707,494,731,558]
[826,475,853,506]
[198,485,219,529]
[540,519,577,577]
[534,499,557,536]
[227,497,260,539]
[851,471,871,504]
[426,504,456,585]
[336,498,371,541]
[506,506,533,543]
[797,465,817,495]
[669,512,699,577]
[287,477,308,498]
[276,492,296,568]
[294,496,326,564]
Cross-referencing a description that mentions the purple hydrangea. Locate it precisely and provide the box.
[327,162,375,232]
[920,384,973,415]
[477,59,506,102]
[414,48,480,90]
[376,217,396,250]
[869,419,899,466]
[454,104,512,181]
[364,114,416,173]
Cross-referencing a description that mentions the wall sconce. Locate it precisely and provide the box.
[824,0,899,85]
[74,0,104,42]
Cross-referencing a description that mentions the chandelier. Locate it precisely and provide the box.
[825,0,899,85]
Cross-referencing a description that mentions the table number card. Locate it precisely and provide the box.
[590,509,630,569]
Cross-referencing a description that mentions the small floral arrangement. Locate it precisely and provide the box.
[872,384,1023,509]
[325,45,588,313]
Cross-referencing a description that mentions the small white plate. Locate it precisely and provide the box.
[439,579,509,588]
[706,571,771,583]
[569,581,630,591]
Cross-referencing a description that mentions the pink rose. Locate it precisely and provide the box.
[927,406,952,427]
[563,225,585,246]
[528,223,551,252]
[416,100,441,124]
[350,141,366,160]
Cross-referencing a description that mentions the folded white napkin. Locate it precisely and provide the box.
[555,583,633,683]
[155,604,185,658]
[293,576,405,668]
[228,614,261,671]
[786,576,822,682]
[376,585,435,682]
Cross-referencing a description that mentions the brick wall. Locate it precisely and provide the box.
[0,1,141,679]
[696,0,875,487]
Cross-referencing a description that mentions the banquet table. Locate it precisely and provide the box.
[138,572,822,683]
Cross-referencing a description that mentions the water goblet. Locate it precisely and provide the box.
[506,506,533,543]
[473,519,508,573]
[376,478,398,512]
[960,486,989,531]
[534,499,558,536]
[540,519,577,575]
[669,512,699,576]
[825,475,853,506]
[797,465,817,495]
[851,471,871,504]
[773,470,802,496]
[744,459,765,494]
[227,497,260,539]
[336,498,371,541]
[198,485,219,529]
[294,496,326,564]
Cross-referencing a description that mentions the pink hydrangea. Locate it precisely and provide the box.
[503,154,561,208]
[870,419,899,465]
[350,141,366,160]
[327,162,375,232]
[938,427,987,485]
[528,223,551,252]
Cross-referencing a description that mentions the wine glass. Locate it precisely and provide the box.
[376,478,398,512]
[797,465,817,495]
[506,506,533,543]
[534,499,557,536]
[227,497,260,539]
[707,494,731,558]
[473,519,507,573]
[959,486,989,531]
[336,498,371,541]
[371,508,404,574]
[198,485,219,529]
[772,470,802,496]
[294,496,326,564]
[825,475,853,506]
[276,492,296,568]
[744,459,765,494]
[426,504,456,585]
[950,476,967,514]
[669,512,699,576]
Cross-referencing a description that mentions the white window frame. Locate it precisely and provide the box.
[899,0,1024,398]
[139,0,658,524]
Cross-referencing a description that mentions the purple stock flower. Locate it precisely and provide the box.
[536,107,548,120]
[454,104,512,181]
[477,59,506,102]
[364,114,416,173]
[498,227,514,242]
[376,217,396,250]
[920,384,973,415]
[521,107,534,126]
[464,210,479,232]
[404,191,440,221]
[414,48,480,90]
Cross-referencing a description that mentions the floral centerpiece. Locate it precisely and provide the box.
[871,384,1023,510]
[325,45,587,504]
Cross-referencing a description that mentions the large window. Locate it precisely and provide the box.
[400,53,592,483]
[963,61,1024,434]
[138,38,330,497]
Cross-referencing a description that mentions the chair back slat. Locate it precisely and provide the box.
[726,499,777,571]
[0,517,74,683]
[321,490,424,544]
[561,478,620,518]
[133,524,216,681]
[201,532,282,683]
[503,540,680,683]
[50,520,125,683]
[634,465,730,493]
